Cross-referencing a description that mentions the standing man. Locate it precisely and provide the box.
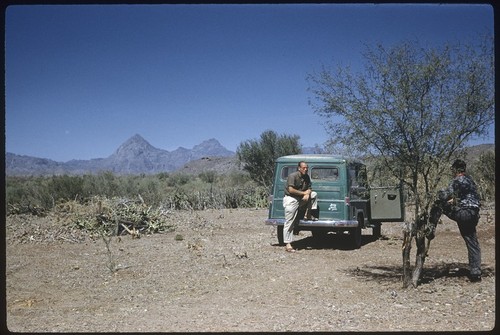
[439,159,482,282]
[282,161,318,252]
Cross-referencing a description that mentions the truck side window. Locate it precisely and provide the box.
[311,167,339,181]
[280,166,296,180]
[349,164,368,188]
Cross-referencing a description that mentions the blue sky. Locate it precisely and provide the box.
[5,3,494,162]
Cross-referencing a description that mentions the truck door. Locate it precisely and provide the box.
[268,164,297,219]
[310,164,346,221]
[369,186,405,222]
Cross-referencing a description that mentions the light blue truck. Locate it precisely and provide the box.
[265,154,405,249]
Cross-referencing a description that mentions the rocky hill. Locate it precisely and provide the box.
[176,156,243,175]
[5,136,493,177]
[6,134,235,176]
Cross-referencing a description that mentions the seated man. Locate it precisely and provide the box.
[282,161,318,252]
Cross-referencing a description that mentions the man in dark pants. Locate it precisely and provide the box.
[439,159,482,282]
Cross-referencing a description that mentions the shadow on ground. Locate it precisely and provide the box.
[286,233,381,251]
[342,262,495,286]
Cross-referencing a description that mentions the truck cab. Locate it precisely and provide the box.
[265,154,404,249]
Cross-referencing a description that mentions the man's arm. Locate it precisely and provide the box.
[287,186,311,200]
[287,186,311,196]
[439,179,457,203]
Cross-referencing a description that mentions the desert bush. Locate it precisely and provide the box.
[199,171,217,184]
[6,176,52,215]
[167,173,190,187]
[47,174,85,203]
[70,195,175,237]
[469,151,495,201]
[5,170,269,216]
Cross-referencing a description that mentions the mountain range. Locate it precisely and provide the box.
[6,134,235,176]
[5,134,494,177]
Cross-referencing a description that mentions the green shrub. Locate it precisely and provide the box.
[6,170,269,216]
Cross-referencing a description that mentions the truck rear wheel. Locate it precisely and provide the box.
[373,223,381,239]
[349,226,362,249]
[349,214,363,249]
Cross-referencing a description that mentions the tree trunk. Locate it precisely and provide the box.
[412,231,427,287]
[402,222,413,288]
[402,203,443,288]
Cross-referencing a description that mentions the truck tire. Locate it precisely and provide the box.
[277,226,284,246]
[349,214,363,249]
[373,223,381,239]
[349,226,362,249]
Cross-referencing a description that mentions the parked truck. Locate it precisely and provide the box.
[265,154,405,249]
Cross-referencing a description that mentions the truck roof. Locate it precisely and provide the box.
[276,154,364,165]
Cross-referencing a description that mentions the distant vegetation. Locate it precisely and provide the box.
[6,170,268,217]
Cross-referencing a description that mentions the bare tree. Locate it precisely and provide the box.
[308,37,494,287]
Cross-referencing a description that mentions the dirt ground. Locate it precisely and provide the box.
[5,206,496,332]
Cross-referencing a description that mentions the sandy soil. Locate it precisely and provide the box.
[5,207,496,332]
